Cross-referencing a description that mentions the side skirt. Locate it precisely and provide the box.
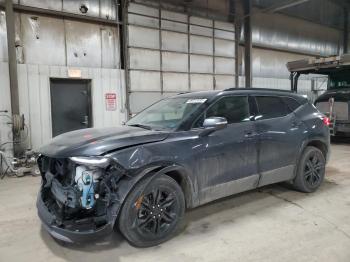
[199,174,260,205]
[258,165,295,187]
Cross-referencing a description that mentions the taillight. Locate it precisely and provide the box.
[323,117,330,126]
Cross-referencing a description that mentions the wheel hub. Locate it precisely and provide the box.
[135,188,176,235]
[304,153,324,187]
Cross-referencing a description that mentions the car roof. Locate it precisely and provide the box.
[175,88,307,103]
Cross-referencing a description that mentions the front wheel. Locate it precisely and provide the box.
[118,175,185,247]
[292,146,326,193]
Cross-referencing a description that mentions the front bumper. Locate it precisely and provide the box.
[37,193,114,243]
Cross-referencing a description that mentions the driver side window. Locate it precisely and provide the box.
[193,96,250,128]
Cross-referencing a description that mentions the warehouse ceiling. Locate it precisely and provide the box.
[146,0,348,29]
[254,0,347,30]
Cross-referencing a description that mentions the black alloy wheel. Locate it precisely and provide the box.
[118,175,185,247]
[292,146,326,193]
[304,152,324,187]
[135,188,177,235]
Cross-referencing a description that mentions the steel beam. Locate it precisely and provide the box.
[243,0,252,88]
[5,0,19,116]
[121,0,131,119]
[344,8,349,54]
[262,0,311,13]
[5,0,21,156]
[232,0,243,88]
[235,23,241,87]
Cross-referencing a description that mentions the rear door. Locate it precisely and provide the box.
[253,95,303,186]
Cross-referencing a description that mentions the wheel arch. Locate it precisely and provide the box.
[304,140,329,161]
[292,138,329,181]
[116,164,198,215]
[163,167,197,209]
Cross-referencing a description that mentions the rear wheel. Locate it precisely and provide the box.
[292,146,326,193]
[118,175,185,247]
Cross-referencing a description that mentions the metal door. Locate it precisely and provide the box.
[50,79,92,137]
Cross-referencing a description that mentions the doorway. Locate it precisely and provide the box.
[50,78,92,137]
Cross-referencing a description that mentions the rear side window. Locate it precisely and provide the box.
[282,97,301,111]
[255,96,291,120]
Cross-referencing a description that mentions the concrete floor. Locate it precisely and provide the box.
[1,143,350,262]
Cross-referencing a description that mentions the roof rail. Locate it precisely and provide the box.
[224,88,237,91]
[223,87,292,93]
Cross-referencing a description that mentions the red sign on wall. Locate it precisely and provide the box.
[105,93,117,111]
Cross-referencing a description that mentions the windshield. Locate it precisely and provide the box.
[328,73,350,89]
[127,97,207,130]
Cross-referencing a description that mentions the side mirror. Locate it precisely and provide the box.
[200,117,228,136]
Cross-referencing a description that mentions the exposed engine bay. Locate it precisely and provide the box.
[37,155,125,233]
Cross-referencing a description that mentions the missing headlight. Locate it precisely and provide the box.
[74,166,98,209]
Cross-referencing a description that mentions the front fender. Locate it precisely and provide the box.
[114,164,198,221]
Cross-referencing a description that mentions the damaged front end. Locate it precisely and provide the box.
[36,155,125,243]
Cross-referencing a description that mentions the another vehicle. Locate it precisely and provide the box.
[287,54,350,136]
[37,88,330,247]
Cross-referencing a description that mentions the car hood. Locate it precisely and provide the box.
[315,89,350,103]
[38,126,170,158]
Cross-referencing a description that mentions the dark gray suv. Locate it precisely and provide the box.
[37,88,330,247]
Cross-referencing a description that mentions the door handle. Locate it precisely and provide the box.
[81,116,89,126]
[291,121,301,128]
[244,130,256,138]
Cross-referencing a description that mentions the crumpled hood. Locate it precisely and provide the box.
[38,126,169,158]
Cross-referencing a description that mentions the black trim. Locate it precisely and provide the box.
[252,95,294,121]
[37,193,114,243]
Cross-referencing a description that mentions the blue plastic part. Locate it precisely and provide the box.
[81,173,94,209]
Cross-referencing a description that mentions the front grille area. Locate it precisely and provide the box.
[38,156,75,186]
[316,101,349,121]
[38,155,111,230]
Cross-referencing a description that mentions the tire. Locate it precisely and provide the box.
[118,174,185,247]
[292,146,326,193]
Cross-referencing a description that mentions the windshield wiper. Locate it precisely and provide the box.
[128,124,153,130]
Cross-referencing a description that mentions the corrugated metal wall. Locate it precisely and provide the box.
[0,11,12,159]
[0,2,127,153]
[251,10,342,57]
[127,2,236,114]
[18,13,120,68]
[0,0,346,154]
[0,0,118,20]
[247,8,342,95]
[254,0,345,30]
[16,65,125,150]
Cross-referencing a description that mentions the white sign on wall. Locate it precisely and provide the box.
[105,93,117,111]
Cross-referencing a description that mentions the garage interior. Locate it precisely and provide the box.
[0,0,350,261]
